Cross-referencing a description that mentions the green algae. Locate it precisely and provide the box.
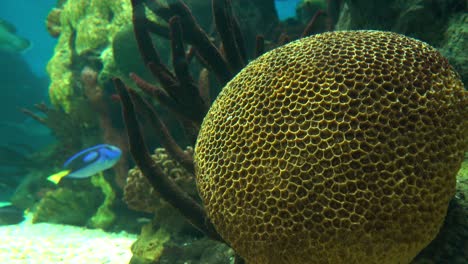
[89,172,116,229]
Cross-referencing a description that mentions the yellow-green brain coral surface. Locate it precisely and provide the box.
[194,30,467,264]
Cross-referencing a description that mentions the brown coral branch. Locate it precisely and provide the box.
[301,9,325,37]
[234,254,246,264]
[146,0,233,85]
[114,77,223,242]
[131,72,202,144]
[132,0,211,126]
[198,68,211,107]
[20,108,46,124]
[169,1,232,84]
[144,19,169,38]
[33,102,51,114]
[144,0,171,21]
[168,16,208,124]
[132,0,178,89]
[131,0,163,66]
[21,103,84,151]
[192,48,212,72]
[129,72,183,118]
[255,35,265,59]
[186,46,196,63]
[126,87,195,174]
[212,0,247,74]
[169,16,195,94]
[278,33,291,45]
[326,0,342,31]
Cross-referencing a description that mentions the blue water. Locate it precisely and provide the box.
[275,0,301,20]
[0,0,300,185]
[0,0,57,77]
[0,0,56,186]
[0,0,299,83]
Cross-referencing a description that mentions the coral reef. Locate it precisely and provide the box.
[115,0,229,244]
[111,24,162,85]
[43,0,135,190]
[46,8,62,38]
[80,66,129,188]
[114,0,466,263]
[155,237,234,264]
[114,0,279,261]
[125,147,196,214]
[32,187,102,226]
[125,147,207,262]
[130,223,171,263]
[88,172,116,229]
[125,147,204,262]
[195,31,467,263]
[21,102,99,152]
[46,0,132,112]
[335,0,467,87]
[9,172,52,210]
[39,0,134,189]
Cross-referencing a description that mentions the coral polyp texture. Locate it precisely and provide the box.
[194,30,467,264]
[125,148,196,214]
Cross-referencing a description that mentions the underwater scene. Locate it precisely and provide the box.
[0,0,466,263]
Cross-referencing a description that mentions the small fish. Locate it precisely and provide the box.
[136,217,152,224]
[0,18,31,53]
[0,205,25,225]
[47,144,122,184]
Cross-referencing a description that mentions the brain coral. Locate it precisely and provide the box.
[194,30,467,264]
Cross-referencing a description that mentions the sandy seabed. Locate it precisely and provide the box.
[0,213,137,264]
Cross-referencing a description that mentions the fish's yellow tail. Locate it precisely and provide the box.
[47,170,70,184]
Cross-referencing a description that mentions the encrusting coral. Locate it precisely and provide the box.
[88,173,117,229]
[195,30,467,263]
[32,187,102,226]
[130,223,171,263]
[125,147,196,214]
[46,0,132,112]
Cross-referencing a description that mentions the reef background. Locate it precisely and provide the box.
[2,0,466,263]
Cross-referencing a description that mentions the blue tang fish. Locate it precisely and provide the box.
[47,144,122,184]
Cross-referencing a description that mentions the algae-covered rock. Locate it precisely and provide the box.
[130,223,171,264]
[126,160,200,234]
[124,148,197,214]
[32,187,102,226]
[438,13,468,88]
[75,16,110,55]
[10,172,50,210]
[157,238,234,264]
[88,172,116,229]
[131,224,234,264]
[47,0,132,112]
[46,8,62,38]
[111,24,161,85]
